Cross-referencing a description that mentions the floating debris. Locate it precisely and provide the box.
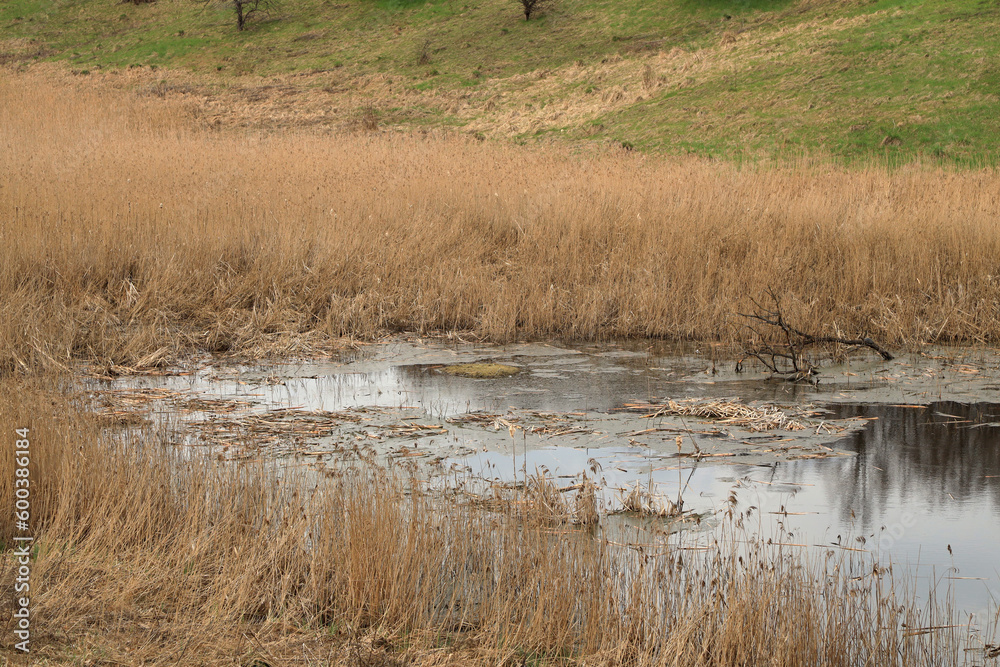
[442,362,520,378]
[364,422,449,440]
[171,396,255,413]
[621,398,819,432]
[187,407,394,448]
[447,409,600,437]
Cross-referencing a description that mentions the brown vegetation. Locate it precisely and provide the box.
[2,67,997,659]
[1,382,991,665]
[3,69,1000,377]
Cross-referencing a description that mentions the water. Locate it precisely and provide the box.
[96,339,1000,622]
[451,401,1000,621]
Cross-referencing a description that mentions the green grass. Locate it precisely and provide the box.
[2,0,998,164]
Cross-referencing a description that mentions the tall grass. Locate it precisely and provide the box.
[3,67,999,664]
[4,71,1000,372]
[1,383,993,665]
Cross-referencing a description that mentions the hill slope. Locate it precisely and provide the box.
[1,0,998,163]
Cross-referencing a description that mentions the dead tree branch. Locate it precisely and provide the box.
[737,290,893,382]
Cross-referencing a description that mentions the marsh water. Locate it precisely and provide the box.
[98,339,1000,623]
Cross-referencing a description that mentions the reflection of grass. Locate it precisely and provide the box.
[1,0,999,163]
[1,382,994,664]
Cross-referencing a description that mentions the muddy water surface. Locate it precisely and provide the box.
[91,339,1000,622]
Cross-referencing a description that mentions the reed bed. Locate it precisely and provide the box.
[1,382,996,665]
[3,71,1000,374]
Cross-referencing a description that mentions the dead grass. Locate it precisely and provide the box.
[623,398,811,432]
[1,382,996,665]
[4,69,1000,375]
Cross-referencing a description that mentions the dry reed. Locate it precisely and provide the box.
[625,398,810,431]
[3,71,1000,374]
[1,383,996,665]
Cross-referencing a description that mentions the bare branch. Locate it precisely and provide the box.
[738,291,893,382]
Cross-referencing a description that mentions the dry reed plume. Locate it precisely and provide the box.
[4,72,1000,372]
[1,382,994,665]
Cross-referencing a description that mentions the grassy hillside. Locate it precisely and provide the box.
[1,0,999,162]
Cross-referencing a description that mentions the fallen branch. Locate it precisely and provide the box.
[738,290,893,381]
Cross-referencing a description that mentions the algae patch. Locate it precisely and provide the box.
[443,362,520,378]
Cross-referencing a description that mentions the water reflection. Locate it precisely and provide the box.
[748,402,1000,617]
[824,402,1000,520]
[451,401,1000,617]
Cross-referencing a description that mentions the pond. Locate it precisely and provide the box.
[86,338,1000,626]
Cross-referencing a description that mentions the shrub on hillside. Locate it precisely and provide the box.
[233,0,277,31]
[519,0,548,20]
